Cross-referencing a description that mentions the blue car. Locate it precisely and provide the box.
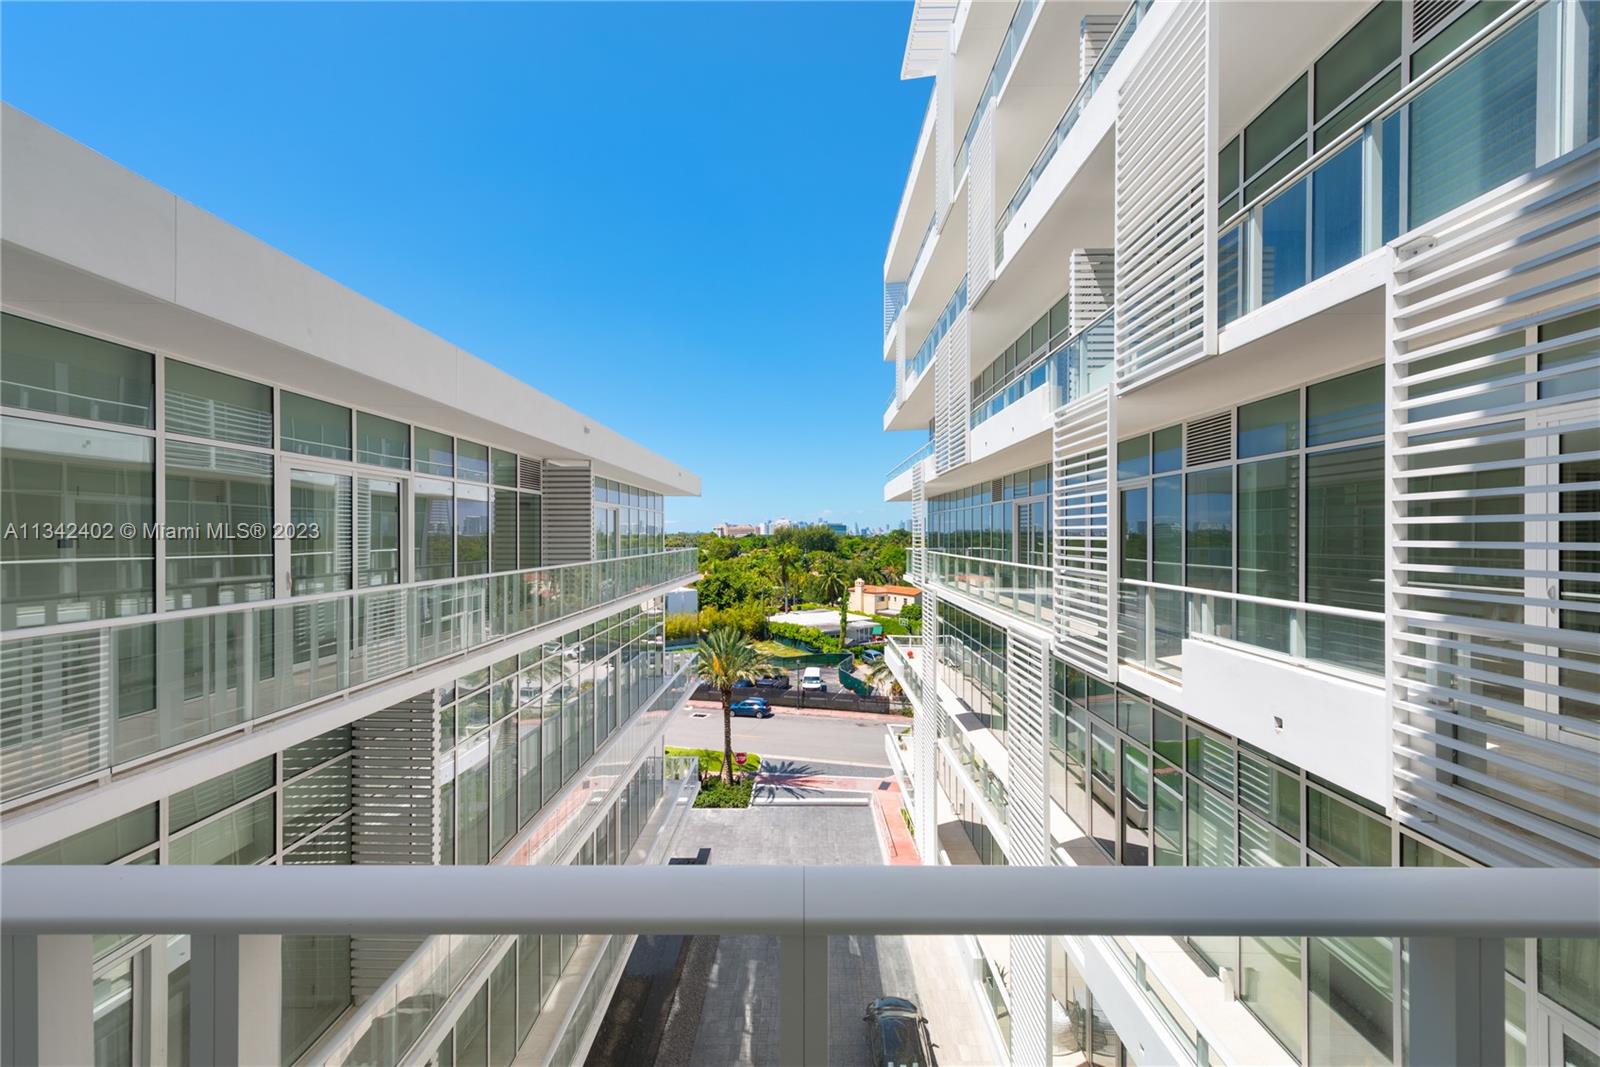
[730,698,773,718]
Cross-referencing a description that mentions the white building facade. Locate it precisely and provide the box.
[0,106,702,1066]
[879,2,1598,1064]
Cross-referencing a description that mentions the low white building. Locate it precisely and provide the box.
[768,608,878,646]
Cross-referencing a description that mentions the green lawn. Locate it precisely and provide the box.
[665,745,762,776]
[752,639,809,660]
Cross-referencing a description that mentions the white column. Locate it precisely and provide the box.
[778,933,828,1067]
[189,933,282,1067]
[1408,937,1506,1067]
[1,934,94,1067]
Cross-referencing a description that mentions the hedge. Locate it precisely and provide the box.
[767,621,842,654]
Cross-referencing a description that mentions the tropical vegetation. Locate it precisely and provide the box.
[691,626,772,785]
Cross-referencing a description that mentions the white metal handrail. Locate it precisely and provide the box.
[3,865,1594,936]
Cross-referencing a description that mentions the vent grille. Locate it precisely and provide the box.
[1185,411,1234,466]
[1413,0,1463,42]
[518,456,543,492]
[990,479,1004,502]
[540,462,594,566]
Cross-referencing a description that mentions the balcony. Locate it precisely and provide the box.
[969,309,1114,434]
[1217,0,1596,326]
[884,438,935,500]
[995,0,1151,263]
[5,865,1593,1067]
[0,548,699,806]
[925,550,1053,629]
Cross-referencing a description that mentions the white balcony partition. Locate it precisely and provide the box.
[934,308,971,474]
[916,589,940,864]
[1387,139,1600,868]
[1053,386,1117,680]
[967,107,997,302]
[1112,0,1215,391]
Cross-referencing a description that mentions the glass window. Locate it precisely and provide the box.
[518,493,541,569]
[1539,939,1600,1029]
[1117,435,1150,481]
[1259,178,1309,303]
[1152,760,1183,866]
[1307,786,1389,865]
[491,448,518,487]
[1152,425,1183,473]
[93,957,134,1067]
[457,440,490,483]
[456,483,489,576]
[491,489,518,574]
[284,725,353,777]
[1308,366,1383,445]
[1237,456,1299,600]
[1188,727,1237,796]
[1238,390,1300,458]
[289,470,353,595]
[1312,139,1366,279]
[356,412,410,469]
[1306,444,1383,611]
[1185,468,1233,591]
[1218,135,1241,201]
[280,392,351,460]
[165,359,272,447]
[164,441,273,609]
[358,477,402,587]
[1244,74,1308,179]
[454,734,490,866]
[1151,475,1183,585]
[1310,936,1394,1065]
[415,427,454,477]
[1538,308,1600,400]
[415,477,454,580]
[1316,66,1402,151]
[489,949,517,1067]
[489,717,518,858]
[1120,487,1148,581]
[0,313,153,428]
[13,805,158,864]
[1412,0,1516,76]
[1121,747,1150,866]
[169,794,275,865]
[1314,1,1400,121]
[169,757,275,832]
[1408,12,1539,228]
[0,418,154,627]
[1239,748,1300,837]
[281,932,351,1062]
[283,761,351,846]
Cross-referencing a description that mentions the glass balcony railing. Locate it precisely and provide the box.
[955,0,1044,181]
[925,550,1053,627]
[904,276,969,389]
[0,547,700,804]
[1218,0,1595,325]
[995,0,1151,262]
[886,438,935,481]
[1117,579,1385,681]
[969,310,1115,431]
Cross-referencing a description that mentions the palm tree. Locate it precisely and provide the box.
[774,543,801,611]
[693,626,772,785]
[813,556,850,649]
[864,659,904,702]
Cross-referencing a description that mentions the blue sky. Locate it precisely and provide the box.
[1,1,929,532]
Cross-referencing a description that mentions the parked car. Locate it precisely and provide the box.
[756,673,791,689]
[801,667,825,692]
[863,997,936,1067]
[861,649,884,663]
[733,678,756,689]
[730,698,773,718]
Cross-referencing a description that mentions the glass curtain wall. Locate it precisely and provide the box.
[928,464,1052,565]
[592,478,665,560]
[1117,365,1384,670]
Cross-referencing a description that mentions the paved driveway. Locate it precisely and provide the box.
[666,707,901,771]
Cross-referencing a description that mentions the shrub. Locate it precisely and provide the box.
[767,621,842,654]
[695,778,754,808]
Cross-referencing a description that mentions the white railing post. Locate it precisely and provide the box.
[189,933,282,1067]
[1407,936,1506,1067]
[778,933,828,1067]
[0,934,94,1067]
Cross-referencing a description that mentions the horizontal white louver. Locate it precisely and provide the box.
[1389,144,1600,868]
[933,310,971,475]
[1070,249,1115,333]
[518,456,543,492]
[541,462,593,566]
[1113,0,1212,391]
[0,631,109,803]
[968,108,997,302]
[1053,387,1116,679]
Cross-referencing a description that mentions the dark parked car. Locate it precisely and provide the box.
[730,698,773,718]
[863,997,936,1067]
[734,678,756,689]
[756,673,791,689]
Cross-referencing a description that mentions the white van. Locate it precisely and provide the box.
[801,667,825,692]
